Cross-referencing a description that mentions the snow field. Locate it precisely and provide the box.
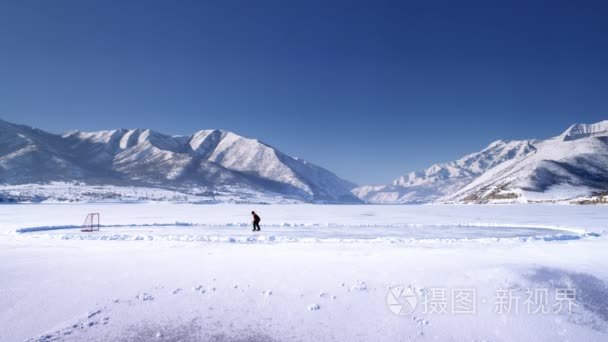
[0,204,607,341]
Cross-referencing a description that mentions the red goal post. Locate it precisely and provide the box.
[81,213,100,232]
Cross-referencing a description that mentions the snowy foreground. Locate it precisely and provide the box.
[1,204,608,341]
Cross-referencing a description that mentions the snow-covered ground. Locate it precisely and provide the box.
[0,182,304,204]
[1,204,607,341]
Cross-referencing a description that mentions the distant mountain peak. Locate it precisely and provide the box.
[355,120,608,204]
[560,120,608,141]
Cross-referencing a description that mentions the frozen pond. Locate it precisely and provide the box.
[2,204,607,342]
[16,224,582,243]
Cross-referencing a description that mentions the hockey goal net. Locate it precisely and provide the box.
[81,213,100,232]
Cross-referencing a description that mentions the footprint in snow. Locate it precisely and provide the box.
[349,281,368,292]
[87,309,102,319]
[135,293,154,301]
[307,304,321,311]
[415,318,429,325]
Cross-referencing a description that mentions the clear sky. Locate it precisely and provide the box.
[1,1,607,184]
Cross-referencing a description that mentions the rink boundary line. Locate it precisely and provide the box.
[11,232,601,244]
[14,221,592,234]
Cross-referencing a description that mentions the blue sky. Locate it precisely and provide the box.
[1,1,607,184]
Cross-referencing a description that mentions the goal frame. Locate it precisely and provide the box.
[81,213,100,232]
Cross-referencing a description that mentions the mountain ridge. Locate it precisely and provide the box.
[354,120,608,204]
[2,118,606,204]
[0,119,359,203]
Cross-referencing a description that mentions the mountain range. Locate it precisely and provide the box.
[0,119,359,203]
[1,119,607,204]
[354,120,608,204]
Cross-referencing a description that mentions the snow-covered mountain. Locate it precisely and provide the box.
[0,119,360,203]
[354,120,608,204]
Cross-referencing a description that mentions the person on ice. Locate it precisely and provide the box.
[251,211,261,231]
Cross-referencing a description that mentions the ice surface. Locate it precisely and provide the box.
[15,224,586,244]
[1,204,607,342]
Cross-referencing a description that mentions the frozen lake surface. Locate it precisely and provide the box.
[1,204,607,342]
[16,224,582,243]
